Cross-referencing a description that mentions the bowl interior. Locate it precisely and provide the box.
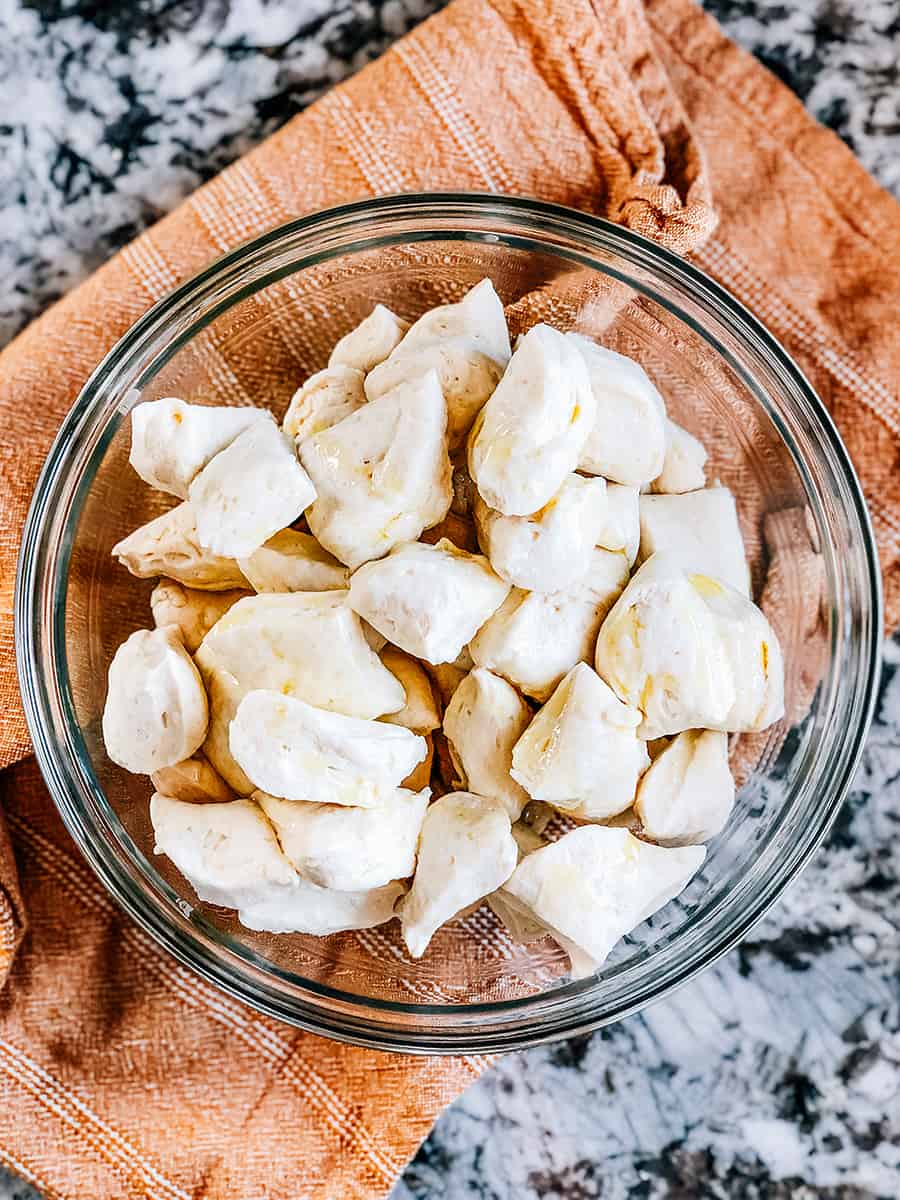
[27,200,878,1048]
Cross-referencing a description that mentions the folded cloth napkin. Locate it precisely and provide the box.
[1,0,898,1195]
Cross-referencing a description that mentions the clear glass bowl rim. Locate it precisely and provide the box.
[15,193,882,1054]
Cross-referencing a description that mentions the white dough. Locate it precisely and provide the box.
[103,626,208,774]
[469,323,595,516]
[240,878,405,935]
[130,398,268,499]
[189,417,317,558]
[400,792,517,958]
[150,793,298,910]
[635,729,735,845]
[300,369,452,569]
[596,483,640,567]
[568,334,667,487]
[638,487,751,596]
[503,825,705,970]
[474,474,608,592]
[443,668,532,819]
[469,547,629,701]
[195,591,405,791]
[237,528,349,593]
[257,787,429,890]
[229,689,426,806]
[595,553,784,737]
[365,279,510,447]
[652,419,708,494]
[511,663,649,819]
[328,304,409,374]
[282,364,365,443]
[152,791,402,934]
[113,502,249,591]
[348,538,510,665]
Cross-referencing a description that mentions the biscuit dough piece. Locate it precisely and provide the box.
[229,689,427,807]
[469,324,595,516]
[400,792,517,958]
[103,626,208,773]
[503,826,706,971]
[348,539,510,665]
[257,787,429,891]
[511,663,649,820]
[188,418,317,558]
[365,279,510,448]
[130,398,268,499]
[113,502,249,591]
[301,369,452,569]
[443,668,531,819]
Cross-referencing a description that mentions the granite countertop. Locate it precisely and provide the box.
[2,2,898,1198]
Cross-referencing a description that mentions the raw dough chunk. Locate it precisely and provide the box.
[378,648,441,734]
[195,591,405,791]
[511,663,649,819]
[328,304,409,374]
[151,793,403,934]
[189,417,316,558]
[229,689,426,807]
[103,626,208,773]
[652,420,707,494]
[569,334,667,487]
[150,793,298,909]
[282,364,365,442]
[113,502,249,591]
[400,792,517,957]
[469,323,595,516]
[257,787,429,890]
[366,279,510,447]
[241,878,405,935]
[237,528,348,593]
[348,538,510,665]
[151,579,248,652]
[595,553,784,737]
[151,756,235,804]
[638,487,751,596]
[130,398,268,498]
[300,369,452,569]
[503,825,705,970]
[443,668,531,819]
[596,483,640,567]
[474,474,608,592]
[635,730,734,845]
[470,548,629,701]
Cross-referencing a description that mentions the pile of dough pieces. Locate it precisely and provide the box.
[103,279,785,976]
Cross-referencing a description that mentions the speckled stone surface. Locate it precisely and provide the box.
[1,2,898,1198]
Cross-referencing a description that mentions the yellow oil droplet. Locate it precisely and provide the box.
[761,641,769,675]
[281,681,295,696]
[639,676,654,713]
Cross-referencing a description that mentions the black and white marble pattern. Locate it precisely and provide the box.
[1,2,898,1198]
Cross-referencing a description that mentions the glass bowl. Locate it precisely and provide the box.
[16,195,881,1053]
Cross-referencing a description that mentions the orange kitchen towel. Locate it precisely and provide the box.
[1,0,899,1196]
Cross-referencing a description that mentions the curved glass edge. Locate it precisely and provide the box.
[15,194,883,1053]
